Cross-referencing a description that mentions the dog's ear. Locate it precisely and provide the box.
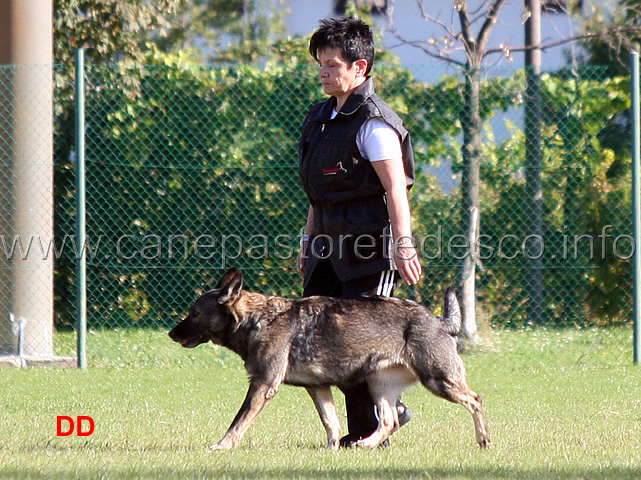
[216,268,242,289]
[217,268,244,304]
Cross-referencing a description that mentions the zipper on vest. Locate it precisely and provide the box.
[321,123,325,132]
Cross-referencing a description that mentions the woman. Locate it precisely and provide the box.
[297,16,422,447]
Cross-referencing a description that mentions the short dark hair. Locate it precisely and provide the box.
[309,16,375,75]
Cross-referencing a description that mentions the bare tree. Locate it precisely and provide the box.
[385,0,507,343]
[384,0,641,342]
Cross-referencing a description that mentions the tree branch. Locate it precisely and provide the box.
[483,26,641,59]
[456,0,475,55]
[476,0,508,53]
[385,36,467,67]
[413,0,455,35]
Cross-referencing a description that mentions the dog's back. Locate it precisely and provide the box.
[285,293,461,390]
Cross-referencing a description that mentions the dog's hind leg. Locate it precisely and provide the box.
[306,387,341,450]
[451,387,490,448]
[208,381,279,451]
[421,370,491,448]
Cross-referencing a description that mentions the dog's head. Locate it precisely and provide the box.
[168,268,244,348]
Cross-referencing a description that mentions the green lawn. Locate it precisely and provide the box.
[1,328,640,479]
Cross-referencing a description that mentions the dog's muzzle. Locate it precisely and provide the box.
[169,320,208,349]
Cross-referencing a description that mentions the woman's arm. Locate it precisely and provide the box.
[371,159,422,285]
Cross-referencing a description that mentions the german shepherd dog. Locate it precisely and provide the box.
[168,268,490,451]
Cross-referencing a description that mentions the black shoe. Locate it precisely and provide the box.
[397,402,413,427]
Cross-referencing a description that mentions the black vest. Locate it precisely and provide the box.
[298,78,415,283]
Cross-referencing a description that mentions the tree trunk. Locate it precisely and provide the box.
[460,65,482,343]
[524,0,545,324]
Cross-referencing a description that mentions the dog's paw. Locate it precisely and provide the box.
[352,438,379,450]
[207,441,232,451]
[478,436,491,449]
[324,439,340,451]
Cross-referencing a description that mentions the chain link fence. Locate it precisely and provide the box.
[0,59,635,367]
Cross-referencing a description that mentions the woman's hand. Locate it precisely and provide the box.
[297,237,310,277]
[298,207,315,278]
[394,237,421,285]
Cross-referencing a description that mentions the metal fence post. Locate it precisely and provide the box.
[75,48,87,369]
[632,49,640,365]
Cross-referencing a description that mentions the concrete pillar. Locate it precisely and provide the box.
[0,0,54,356]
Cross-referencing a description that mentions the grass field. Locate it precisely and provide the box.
[1,327,640,479]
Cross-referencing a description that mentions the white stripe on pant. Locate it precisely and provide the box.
[376,270,395,297]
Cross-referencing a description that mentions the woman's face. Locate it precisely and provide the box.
[317,48,367,100]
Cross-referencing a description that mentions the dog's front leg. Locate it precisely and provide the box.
[306,387,341,450]
[208,381,278,451]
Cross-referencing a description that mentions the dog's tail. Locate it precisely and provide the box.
[440,287,461,336]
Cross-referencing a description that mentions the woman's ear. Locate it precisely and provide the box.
[355,58,369,77]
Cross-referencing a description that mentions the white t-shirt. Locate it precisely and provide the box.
[331,111,402,162]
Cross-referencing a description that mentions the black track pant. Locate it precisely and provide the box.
[303,260,397,441]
